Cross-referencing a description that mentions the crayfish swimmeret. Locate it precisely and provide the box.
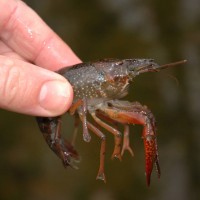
[36,58,186,186]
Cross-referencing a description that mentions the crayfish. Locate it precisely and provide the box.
[36,58,186,186]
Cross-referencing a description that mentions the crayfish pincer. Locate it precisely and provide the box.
[36,58,186,186]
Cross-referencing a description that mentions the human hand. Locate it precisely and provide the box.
[0,0,81,116]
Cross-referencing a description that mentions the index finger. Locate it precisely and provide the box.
[0,0,81,71]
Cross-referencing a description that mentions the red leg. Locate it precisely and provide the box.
[90,112,122,160]
[86,121,106,182]
[76,110,107,182]
[70,99,91,143]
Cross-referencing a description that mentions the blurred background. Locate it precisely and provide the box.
[0,0,200,199]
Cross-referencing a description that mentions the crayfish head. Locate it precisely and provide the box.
[126,59,187,78]
[125,59,160,77]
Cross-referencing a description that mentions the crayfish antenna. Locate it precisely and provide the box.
[131,59,187,75]
[158,59,187,71]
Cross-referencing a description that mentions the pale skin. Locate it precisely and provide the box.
[0,0,81,116]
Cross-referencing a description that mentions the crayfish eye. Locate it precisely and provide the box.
[107,102,113,107]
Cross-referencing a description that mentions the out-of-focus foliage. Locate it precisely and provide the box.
[0,0,200,199]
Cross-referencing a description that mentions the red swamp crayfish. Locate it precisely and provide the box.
[36,58,186,186]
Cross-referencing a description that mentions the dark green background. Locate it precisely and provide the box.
[1,0,200,199]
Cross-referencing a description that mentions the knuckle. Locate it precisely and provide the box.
[1,66,19,105]
[0,60,26,108]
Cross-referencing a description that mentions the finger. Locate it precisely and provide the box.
[0,0,81,71]
[0,55,73,116]
[0,40,25,60]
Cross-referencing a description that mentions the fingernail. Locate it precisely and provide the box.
[39,80,72,114]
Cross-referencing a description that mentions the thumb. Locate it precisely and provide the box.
[0,56,73,116]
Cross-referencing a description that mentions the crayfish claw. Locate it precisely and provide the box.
[143,128,159,186]
[155,156,161,179]
[36,117,80,170]
[145,153,160,186]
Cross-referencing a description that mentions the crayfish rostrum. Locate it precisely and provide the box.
[36,58,186,186]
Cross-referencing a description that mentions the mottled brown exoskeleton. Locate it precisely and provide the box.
[36,58,186,186]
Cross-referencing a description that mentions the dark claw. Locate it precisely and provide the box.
[36,117,80,169]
